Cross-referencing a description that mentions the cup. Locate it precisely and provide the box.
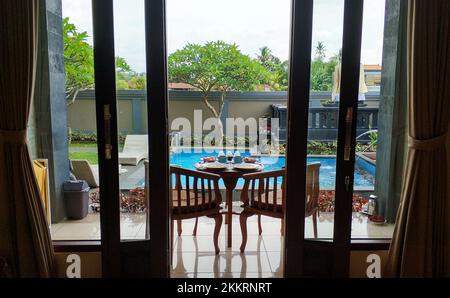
[218,151,227,163]
[233,151,242,164]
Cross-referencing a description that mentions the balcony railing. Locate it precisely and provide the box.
[70,90,380,142]
[273,105,378,143]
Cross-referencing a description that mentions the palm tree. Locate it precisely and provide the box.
[331,49,342,63]
[315,41,326,61]
[257,46,273,66]
[257,46,282,72]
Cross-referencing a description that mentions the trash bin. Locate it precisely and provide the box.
[63,180,90,220]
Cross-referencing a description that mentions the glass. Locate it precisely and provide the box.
[351,0,395,239]
[113,0,149,240]
[304,0,346,240]
[167,0,290,277]
[48,0,100,240]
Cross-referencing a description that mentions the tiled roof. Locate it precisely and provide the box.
[168,82,196,90]
[363,64,382,71]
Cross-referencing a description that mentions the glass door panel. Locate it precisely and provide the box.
[49,0,101,241]
[112,0,150,241]
[304,0,346,241]
[351,0,398,239]
[167,0,291,278]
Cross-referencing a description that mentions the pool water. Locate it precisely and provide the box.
[138,150,375,189]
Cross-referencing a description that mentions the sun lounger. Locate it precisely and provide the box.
[71,160,99,188]
[119,135,148,166]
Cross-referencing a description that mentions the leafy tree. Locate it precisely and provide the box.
[168,41,267,135]
[310,42,338,91]
[128,76,146,90]
[116,80,129,90]
[115,57,132,73]
[63,17,95,105]
[257,46,288,91]
[257,46,281,72]
[63,18,136,103]
[268,60,289,91]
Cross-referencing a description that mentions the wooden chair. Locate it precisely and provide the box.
[239,162,321,252]
[170,166,223,254]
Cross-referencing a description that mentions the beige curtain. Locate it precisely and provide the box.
[386,0,450,277]
[0,0,54,277]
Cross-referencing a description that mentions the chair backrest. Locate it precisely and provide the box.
[122,135,148,153]
[170,166,222,214]
[71,159,99,188]
[241,170,285,214]
[241,162,321,216]
[305,162,321,215]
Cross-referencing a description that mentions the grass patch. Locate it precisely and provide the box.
[69,142,124,150]
[69,152,98,165]
[69,143,98,148]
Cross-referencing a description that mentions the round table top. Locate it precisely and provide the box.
[194,162,263,177]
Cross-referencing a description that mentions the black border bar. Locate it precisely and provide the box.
[92,0,121,277]
[145,0,171,277]
[332,0,365,277]
[284,0,314,278]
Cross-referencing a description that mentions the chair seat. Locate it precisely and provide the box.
[171,190,219,214]
[248,191,318,216]
[249,191,283,212]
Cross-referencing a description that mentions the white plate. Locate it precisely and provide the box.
[204,163,227,170]
[233,163,261,171]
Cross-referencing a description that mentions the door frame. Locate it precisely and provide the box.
[284,0,365,278]
[332,0,364,278]
[92,0,170,277]
[145,0,171,278]
[284,0,314,278]
[92,0,121,278]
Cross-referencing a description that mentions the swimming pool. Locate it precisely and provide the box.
[137,150,376,189]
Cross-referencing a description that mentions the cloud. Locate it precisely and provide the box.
[62,0,385,73]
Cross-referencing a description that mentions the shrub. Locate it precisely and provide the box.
[69,130,126,144]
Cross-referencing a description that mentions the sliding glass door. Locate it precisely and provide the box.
[91,0,378,278]
[284,0,365,277]
[92,0,169,277]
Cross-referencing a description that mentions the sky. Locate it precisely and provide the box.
[62,0,386,73]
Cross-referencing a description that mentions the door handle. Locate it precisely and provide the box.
[104,104,112,160]
[344,107,353,161]
[345,175,350,192]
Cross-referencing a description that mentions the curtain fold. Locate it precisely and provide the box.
[385,0,450,277]
[0,0,54,277]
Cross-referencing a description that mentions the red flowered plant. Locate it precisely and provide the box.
[318,191,368,213]
[121,187,147,213]
[89,187,147,213]
[90,188,369,214]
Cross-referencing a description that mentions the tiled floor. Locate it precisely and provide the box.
[51,208,394,277]
[170,215,284,278]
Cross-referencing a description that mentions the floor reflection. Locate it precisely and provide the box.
[171,217,283,278]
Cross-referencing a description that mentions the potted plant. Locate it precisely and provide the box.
[320,99,368,107]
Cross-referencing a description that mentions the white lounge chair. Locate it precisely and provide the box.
[119,135,148,166]
[71,160,99,188]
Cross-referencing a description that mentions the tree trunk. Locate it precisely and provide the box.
[202,94,225,140]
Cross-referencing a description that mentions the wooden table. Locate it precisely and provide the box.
[195,162,263,248]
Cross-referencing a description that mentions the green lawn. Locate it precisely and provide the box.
[69,152,98,165]
[69,142,124,150]
[69,142,98,148]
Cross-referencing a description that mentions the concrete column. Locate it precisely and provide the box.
[132,98,143,133]
[375,0,408,222]
[32,0,69,223]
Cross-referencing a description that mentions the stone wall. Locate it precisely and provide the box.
[67,90,380,137]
